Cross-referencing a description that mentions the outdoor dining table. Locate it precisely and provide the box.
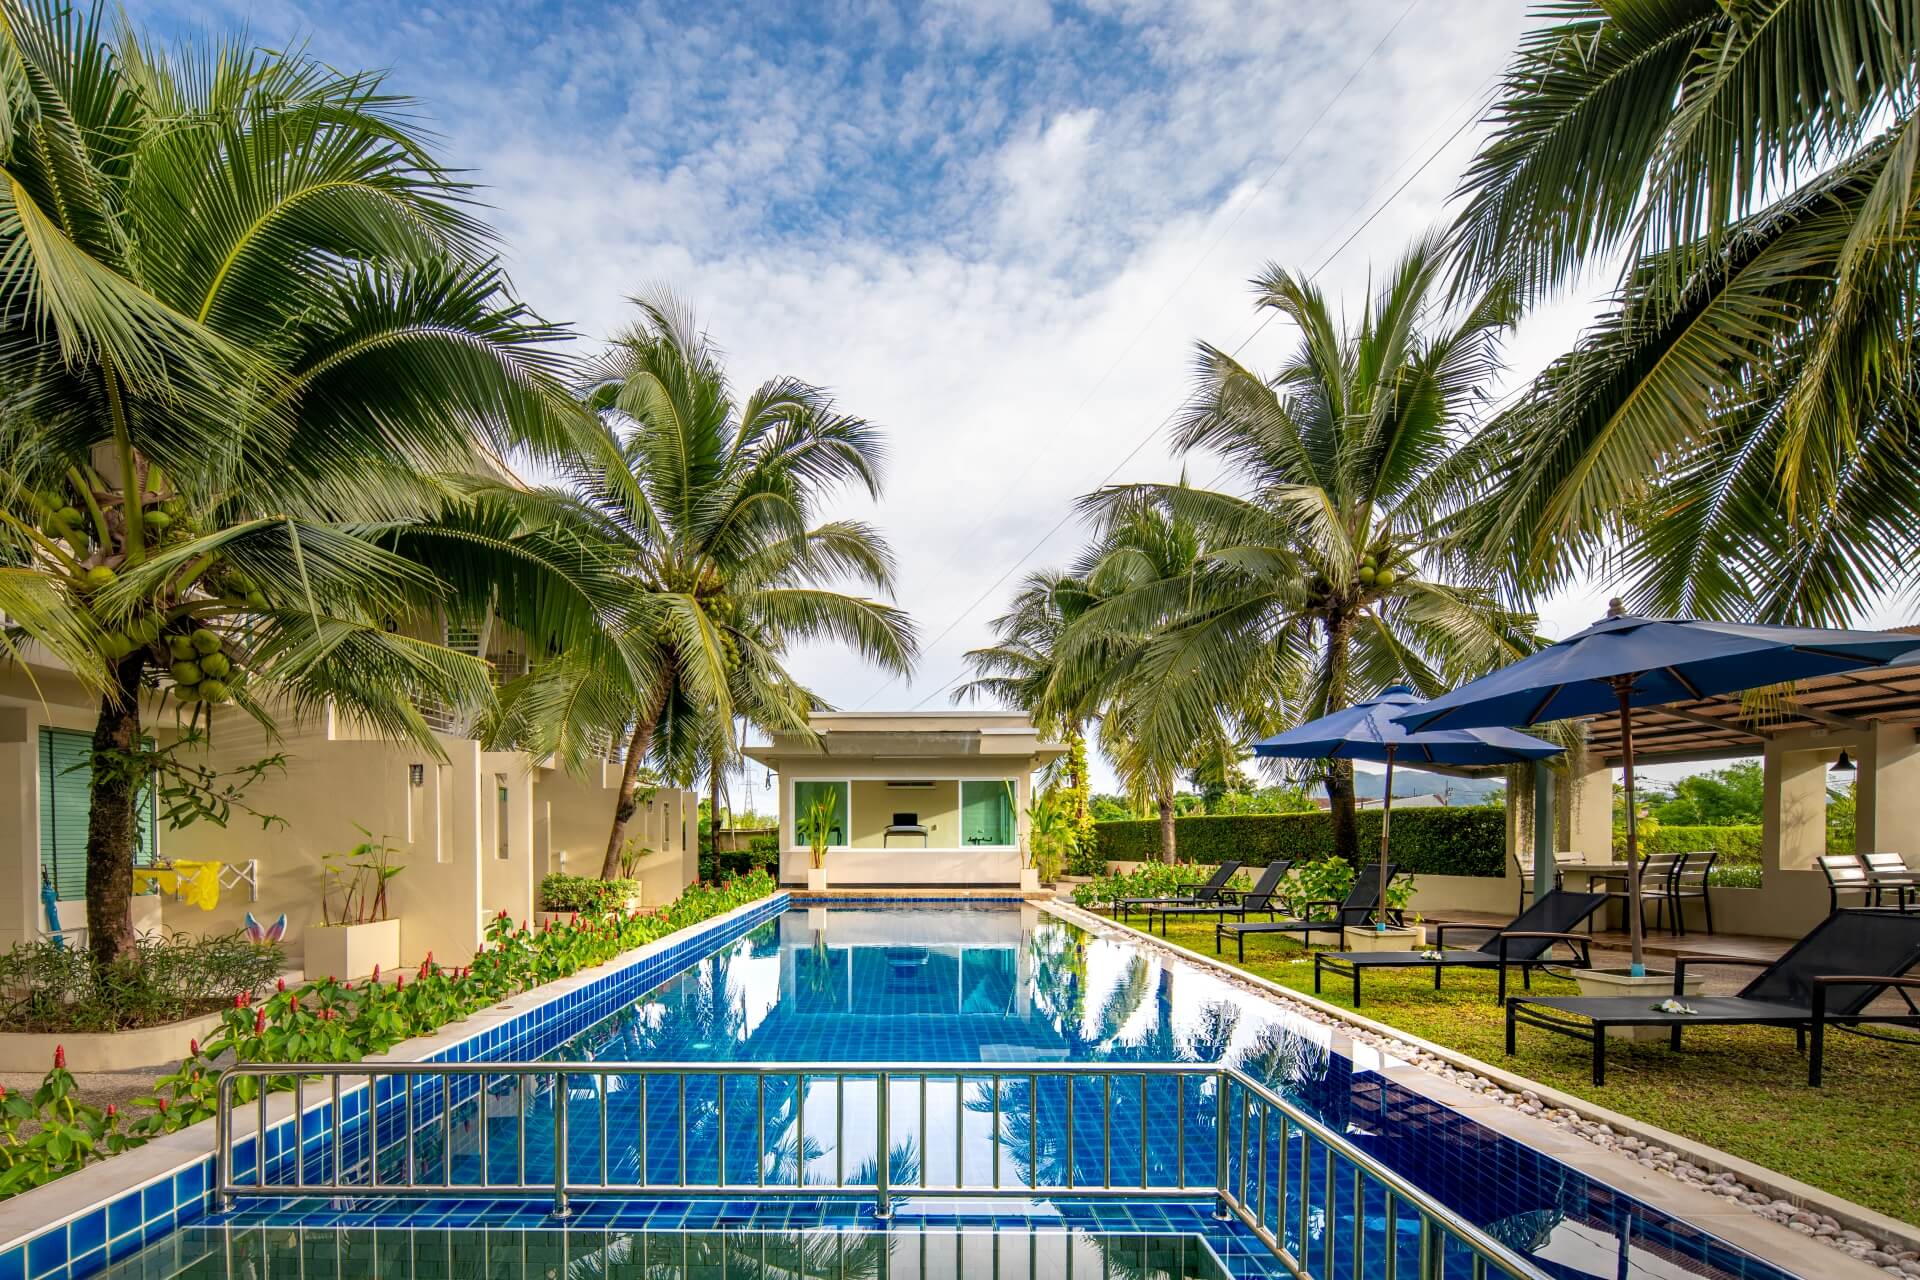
[1558,861,1636,931]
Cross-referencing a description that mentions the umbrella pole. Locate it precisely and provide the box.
[1378,747,1394,931]
[1615,679,1645,975]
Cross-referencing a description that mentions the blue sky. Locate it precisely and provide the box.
[127,0,1665,792]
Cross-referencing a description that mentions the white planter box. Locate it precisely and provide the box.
[1574,967,1706,1040]
[303,917,400,981]
[1340,924,1427,953]
[1020,868,1041,893]
[0,1008,227,1073]
[805,866,829,893]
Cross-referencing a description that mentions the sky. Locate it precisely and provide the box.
[124,0,1862,799]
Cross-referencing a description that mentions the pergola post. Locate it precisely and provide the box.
[1531,762,1555,905]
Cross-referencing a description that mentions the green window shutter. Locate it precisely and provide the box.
[961,781,1015,846]
[38,727,158,902]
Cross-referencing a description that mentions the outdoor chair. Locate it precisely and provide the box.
[1817,853,1876,915]
[1512,849,1584,915]
[1139,861,1292,935]
[1115,860,1241,921]
[1505,908,1920,1086]
[1313,890,1606,1006]
[1214,865,1398,961]
[1658,850,1719,936]
[1596,851,1686,935]
[1862,852,1919,912]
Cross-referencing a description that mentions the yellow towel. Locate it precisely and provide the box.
[131,860,223,910]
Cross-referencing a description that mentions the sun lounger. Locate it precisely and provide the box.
[1139,862,1292,935]
[1115,860,1241,921]
[1313,890,1606,1005]
[1214,864,1398,961]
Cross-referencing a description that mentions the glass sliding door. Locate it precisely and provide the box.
[959,780,1016,846]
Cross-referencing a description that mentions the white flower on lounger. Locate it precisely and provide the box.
[1419,950,1444,960]
[1653,998,1696,1014]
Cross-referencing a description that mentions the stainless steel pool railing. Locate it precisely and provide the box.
[214,1060,1547,1280]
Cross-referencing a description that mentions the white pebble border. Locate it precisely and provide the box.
[1057,903,1919,1277]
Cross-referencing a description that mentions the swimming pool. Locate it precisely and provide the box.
[98,900,1809,1280]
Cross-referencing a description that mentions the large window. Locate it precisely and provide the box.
[960,780,1016,846]
[38,727,157,901]
[793,780,849,848]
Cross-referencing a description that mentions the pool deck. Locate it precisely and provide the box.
[1044,899,1907,1280]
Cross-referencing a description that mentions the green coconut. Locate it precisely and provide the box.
[190,628,222,655]
[142,510,173,532]
[197,651,232,679]
[244,590,269,610]
[84,565,117,590]
[1357,566,1377,586]
[55,505,83,527]
[198,679,231,703]
[167,635,196,660]
[1374,568,1397,588]
[170,659,204,685]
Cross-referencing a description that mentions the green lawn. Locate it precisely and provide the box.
[1141,917,1920,1227]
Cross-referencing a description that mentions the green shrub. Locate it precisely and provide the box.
[0,870,778,1201]
[1071,862,1244,909]
[537,873,640,914]
[1092,807,1508,877]
[0,931,285,1034]
[1283,857,1356,917]
[1614,823,1761,865]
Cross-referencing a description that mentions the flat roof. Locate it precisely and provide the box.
[743,710,1065,767]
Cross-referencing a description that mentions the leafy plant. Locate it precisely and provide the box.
[0,871,778,1202]
[538,874,639,914]
[319,828,404,926]
[0,932,284,1034]
[1284,858,1357,920]
[801,788,840,871]
[1025,789,1074,882]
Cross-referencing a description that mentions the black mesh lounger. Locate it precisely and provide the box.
[1214,865,1399,961]
[1505,908,1920,1086]
[1312,890,1606,1006]
[1114,860,1241,921]
[1139,862,1292,935]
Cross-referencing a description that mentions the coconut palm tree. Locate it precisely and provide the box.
[1452,0,1920,622]
[955,570,1103,851]
[486,294,919,878]
[1058,235,1536,859]
[0,4,593,965]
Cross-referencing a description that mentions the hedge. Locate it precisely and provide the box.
[1093,807,1508,878]
[1614,823,1761,866]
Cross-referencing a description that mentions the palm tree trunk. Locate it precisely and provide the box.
[601,677,670,880]
[1324,611,1358,862]
[85,655,145,968]
[1156,791,1176,864]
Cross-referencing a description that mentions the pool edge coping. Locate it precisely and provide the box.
[1042,899,1906,1279]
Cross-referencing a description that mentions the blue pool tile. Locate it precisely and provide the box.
[24,1229,62,1280]
[67,1248,101,1280]
[0,1248,22,1280]
[65,1213,102,1262]
[141,1179,173,1221]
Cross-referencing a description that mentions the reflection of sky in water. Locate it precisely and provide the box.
[551,905,1341,1088]
[534,905,1797,1280]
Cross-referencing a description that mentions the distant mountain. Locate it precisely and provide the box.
[1348,768,1505,806]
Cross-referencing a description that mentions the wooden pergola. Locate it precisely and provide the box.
[1579,656,1920,766]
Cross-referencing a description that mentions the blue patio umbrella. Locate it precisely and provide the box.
[1394,601,1920,970]
[1253,686,1563,930]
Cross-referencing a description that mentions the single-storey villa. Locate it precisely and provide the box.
[744,711,1065,888]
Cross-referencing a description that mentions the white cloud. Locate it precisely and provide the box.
[129,0,1648,791]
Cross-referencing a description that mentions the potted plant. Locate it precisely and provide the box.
[306,827,403,979]
[800,788,838,892]
[1340,870,1427,952]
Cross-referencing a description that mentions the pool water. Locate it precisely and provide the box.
[99,1214,1270,1280]
[551,903,1310,1068]
[104,902,1805,1280]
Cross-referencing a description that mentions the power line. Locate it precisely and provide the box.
[856,0,1430,712]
